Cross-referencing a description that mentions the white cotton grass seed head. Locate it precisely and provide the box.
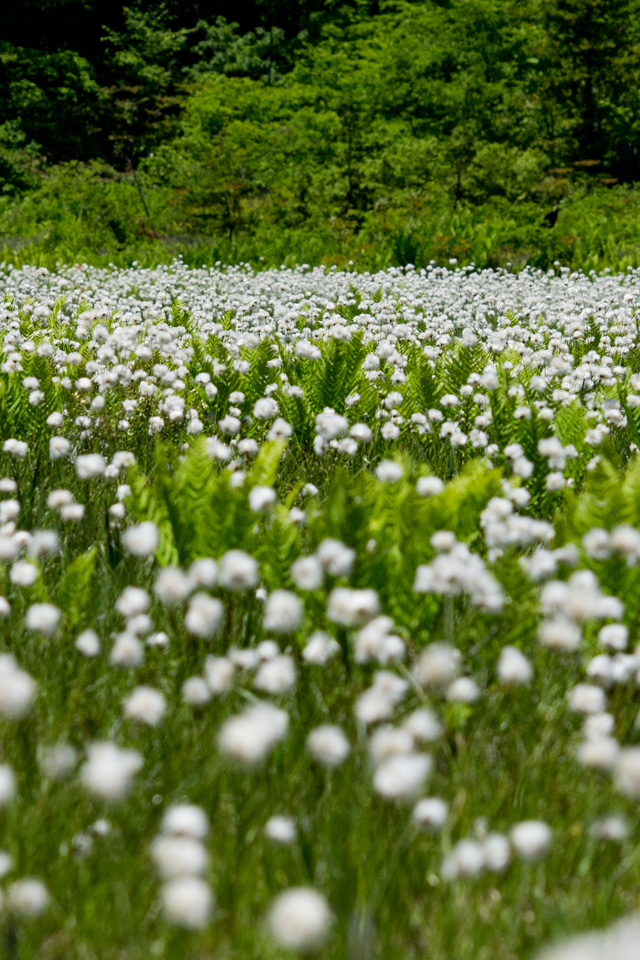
[75,454,106,480]
[373,753,432,801]
[376,459,404,483]
[123,686,167,726]
[584,712,615,739]
[509,820,552,861]
[306,725,351,768]
[291,555,324,591]
[416,476,444,496]
[413,797,448,830]
[442,839,485,880]
[122,522,159,557]
[267,887,332,953]
[249,485,276,512]
[0,654,36,718]
[161,876,214,930]
[40,743,78,780]
[189,557,218,588]
[533,914,640,960]
[568,684,607,715]
[76,629,101,657]
[154,567,194,605]
[0,539,18,564]
[110,633,144,667]
[497,645,533,685]
[576,737,620,770]
[204,656,235,694]
[25,602,60,636]
[162,805,209,840]
[265,815,297,845]
[6,879,49,917]
[151,835,208,879]
[590,815,629,842]
[414,643,460,687]
[447,676,480,703]
[182,677,212,705]
[28,530,59,558]
[403,708,442,743]
[219,550,259,591]
[369,726,413,764]
[184,593,224,638]
[538,617,582,652]
[327,587,380,627]
[483,833,512,872]
[10,561,39,587]
[303,631,340,665]
[115,586,149,618]
[316,539,355,577]
[615,747,640,798]
[218,702,289,766]
[599,623,628,650]
[81,742,143,801]
[263,590,303,634]
[254,655,297,695]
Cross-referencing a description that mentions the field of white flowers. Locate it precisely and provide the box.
[1,258,640,959]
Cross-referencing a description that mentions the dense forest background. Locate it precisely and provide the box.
[2,0,640,270]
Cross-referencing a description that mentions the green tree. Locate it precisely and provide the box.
[539,0,640,164]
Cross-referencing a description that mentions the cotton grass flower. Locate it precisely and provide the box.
[316,539,355,577]
[414,643,460,687]
[6,879,49,917]
[115,586,149,618]
[442,839,485,880]
[151,836,208,879]
[291,555,324,591]
[110,633,144,667]
[162,805,209,840]
[614,747,640,798]
[25,602,60,636]
[534,913,640,960]
[122,522,159,557]
[162,876,214,929]
[184,593,224,638]
[263,590,303,634]
[327,587,379,627]
[219,549,259,591]
[373,753,431,801]
[267,887,332,953]
[302,631,340,664]
[40,744,78,780]
[509,820,552,861]
[218,702,289,766]
[0,654,36,718]
[265,815,297,845]
[123,686,167,726]
[249,485,276,512]
[76,628,101,657]
[81,742,143,801]
[413,797,448,830]
[204,656,235,694]
[182,677,212,705]
[154,567,194,605]
[306,725,351,768]
[75,453,106,479]
[254,654,297,694]
[497,645,533,685]
[10,561,39,587]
